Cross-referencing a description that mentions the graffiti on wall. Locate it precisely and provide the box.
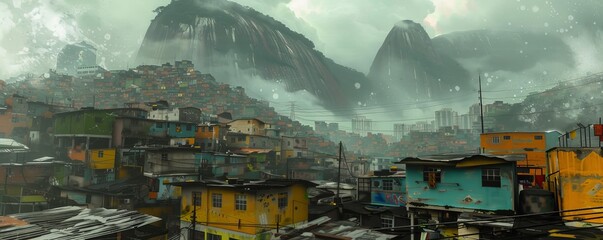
[372,192,406,206]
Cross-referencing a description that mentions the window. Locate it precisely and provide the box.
[423,168,442,183]
[235,194,247,210]
[208,126,214,132]
[482,168,501,187]
[238,136,245,141]
[534,135,543,140]
[161,153,168,161]
[503,135,511,140]
[492,136,500,144]
[186,124,192,131]
[212,193,222,208]
[189,230,205,240]
[381,215,395,228]
[208,235,222,240]
[357,178,371,192]
[278,192,288,209]
[382,179,394,190]
[156,122,163,128]
[97,151,104,158]
[193,192,202,206]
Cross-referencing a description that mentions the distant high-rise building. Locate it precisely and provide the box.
[56,41,97,76]
[434,108,458,131]
[352,116,372,136]
[459,113,472,130]
[328,123,339,131]
[315,121,328,133]
[394,123,406,141]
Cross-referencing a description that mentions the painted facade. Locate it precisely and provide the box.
[401,155,518,212]
[175,179,314,240]
[546,147,603,224]
[370,176,407,207]
[196,124,228,151]
[229,118,267,135]
[481,131,561,187]
[195,152,247,178]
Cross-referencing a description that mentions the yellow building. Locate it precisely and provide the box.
[228,118,267,136]
[480,131,560,187]
[547,147,603,225]
[173,179,315,240]
[88,148,117,169]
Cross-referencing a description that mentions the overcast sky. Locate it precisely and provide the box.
[1,0,602,79]
[1,0,602,132]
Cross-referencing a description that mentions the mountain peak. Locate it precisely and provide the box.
[393,20,423,31]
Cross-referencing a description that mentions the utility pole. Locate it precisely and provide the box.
[336,141,342,205]
[289,102,296,121]
[478,74,485,134]
[191,192,198,239]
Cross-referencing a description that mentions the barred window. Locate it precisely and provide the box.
[235,194,247,210]
[212,193,222,208]
[381,215,395,228]
[423,168,442,183]
[382,179,393,191]
[482,168,501,187]
[278,192,288,209]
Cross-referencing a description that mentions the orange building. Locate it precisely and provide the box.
[480,131,561,187]
[195,123,228,151]
[0,95,29,140]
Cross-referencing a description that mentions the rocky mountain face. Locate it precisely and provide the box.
[136,0,372,110]
[368,20,471,104]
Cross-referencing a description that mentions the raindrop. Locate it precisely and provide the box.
[568,15,574,21]
[272,93,279,99]
[519,50,523,54]
[520,5,526,11]
[524,42,528,45]
[357,101,362,106]
[564,103,570,108]
[484,73,489,77]
[544,22,549,27]
[354,83,361,89]
[43,73,50,78]
[532,6,539,12]
[104,33,111,40]
[455,86,460,91]
[449,89,453,92]
[531,107,536,113]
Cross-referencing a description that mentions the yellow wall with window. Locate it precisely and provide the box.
[89,149,116,169]
[179,182,310,238]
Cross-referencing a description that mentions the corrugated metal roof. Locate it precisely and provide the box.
[0,206,161,240]
[398,154,525,163]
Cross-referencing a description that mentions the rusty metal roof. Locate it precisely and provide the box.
[0,206,161,239]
